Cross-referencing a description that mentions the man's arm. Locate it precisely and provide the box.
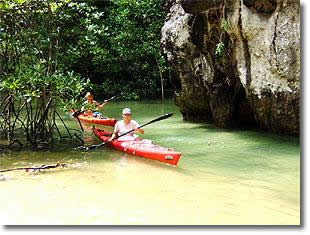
[108,123,119,142]
[96,100,108,109]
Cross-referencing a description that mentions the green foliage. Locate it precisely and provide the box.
[0,0,168,101]
[214,18,231,58]
[1,62,88,104]
[215,42,225,57]
[91,0,168,99]
[55,1,110,70]
[220,19,232,32]
[0,0,169,145]
[0,63,88,146]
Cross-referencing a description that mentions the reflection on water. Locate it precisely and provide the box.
[0,100,300,225]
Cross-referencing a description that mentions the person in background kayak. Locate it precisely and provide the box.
[82,92,108,118]
[108,108,144,141]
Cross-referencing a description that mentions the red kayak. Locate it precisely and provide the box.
[71,110,117,127]
[78,114,117,127]
[93,129,182,166]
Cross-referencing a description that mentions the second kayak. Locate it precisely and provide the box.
[71,110,117,127]
[78,114,117,127]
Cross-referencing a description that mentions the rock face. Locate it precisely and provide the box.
[161,0,299,135]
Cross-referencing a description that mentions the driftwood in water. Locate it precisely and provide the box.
[0,162,67,173]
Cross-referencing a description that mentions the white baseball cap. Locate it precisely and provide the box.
[85,92,93,98]
[122,108,131,115]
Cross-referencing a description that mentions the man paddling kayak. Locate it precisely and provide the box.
[82,92,108,118]
[108,108,144,141]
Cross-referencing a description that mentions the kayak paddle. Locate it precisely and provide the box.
[78,112,174,151]
[106,95,119,102]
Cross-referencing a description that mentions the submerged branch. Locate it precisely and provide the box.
[0,162,67,173]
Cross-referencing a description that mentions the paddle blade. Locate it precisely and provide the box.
[86,142,106,150]
[72,110,83,118]
[107,95,119,102]
[75,145,88,150]
[76,142,106,151]
[141,112,173,127]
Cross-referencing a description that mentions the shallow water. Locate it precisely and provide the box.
[0,100,300,225]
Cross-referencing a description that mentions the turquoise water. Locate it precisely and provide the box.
[0,100,300,225]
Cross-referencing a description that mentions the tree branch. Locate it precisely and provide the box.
[0,162,67,173]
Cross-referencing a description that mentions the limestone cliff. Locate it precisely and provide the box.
[161,0,300,135]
